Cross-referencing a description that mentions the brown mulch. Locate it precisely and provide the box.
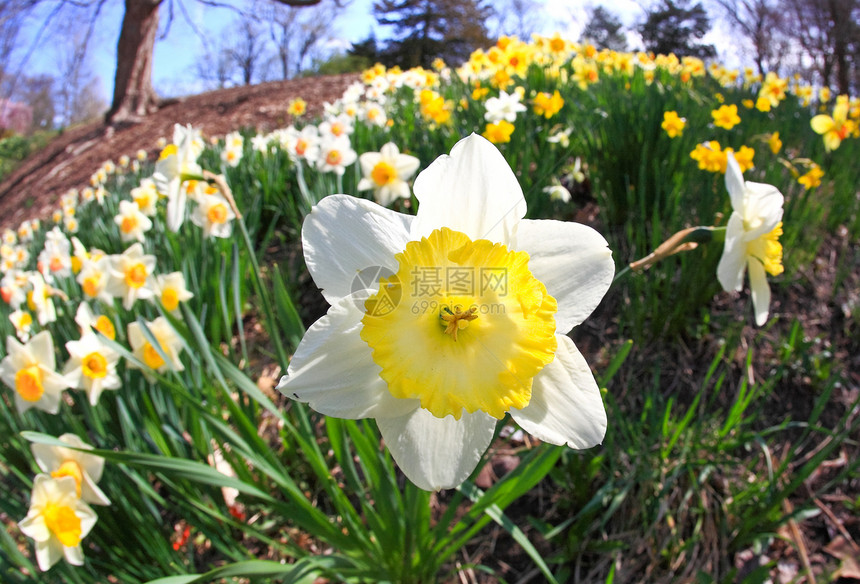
[0,73,360,231]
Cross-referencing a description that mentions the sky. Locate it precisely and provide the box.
[13,0,742,103]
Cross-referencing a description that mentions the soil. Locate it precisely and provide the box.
[0,73,360,231]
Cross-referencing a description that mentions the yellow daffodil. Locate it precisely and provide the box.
[690,141,727,173]
[357,143,421,206]
[730,145,755,173]
[0,331,70,414]
[712,104,741,130]
[718,153,785,326]
[767,132,782,154]
[287,97,307,116]
[811,101,854,152]
[533,90,564,119]
[482,120,515,144]
[277,135,614,490]
[418,90,452,125]
[758,72,787,110]
[30,434,111,506]
[798,165,825,189]
[18,474,98,571]
[661,111,686,138]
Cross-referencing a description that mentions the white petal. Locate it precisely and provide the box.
[513,219,614,332]
[717,213,746,292]
[277,298,417,419]
[411,134,526,244]
[166,182,186,232]
[742,183,784,240]
[17,514,49,542]
[63,543,84,566]
[30,443,61,474]
[377,408,496,491]
[77,501,98,537]
[725,152,746,211]
[302,195,413,304]
[82,474,112,506]
[393,155,420,179]
[35,538,64,571]
[16,388,61,415]
[358,152,382,175]
[29,331,57,370]
[510,335,607,449]
[748,258,771,326]
[379,142,400,159]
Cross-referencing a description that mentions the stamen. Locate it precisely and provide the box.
[440,305,478,341]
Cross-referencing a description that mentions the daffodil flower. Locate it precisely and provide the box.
[190,191,236,238]
[9,309,34,341]
[127,317,185,378]
[130,178,159,216]
[63,333,121,406]
[75,302,117,341]
[277,134,614,490]
[114,200,152,243]
[30,434,111,506]
[811,101,854,152]
[0,331,70,414]
[77,255,113,305]
[18,474,98,571]
[717,152,785,326]
[357,143,420,206]
[150,272,194,314]
[106,243,157,310]
[483,90,527,123]
[152,124,205,232]
[543,179,572,203]
[26,272,56,326]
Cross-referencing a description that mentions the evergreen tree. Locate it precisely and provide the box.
[349,34,381,64]
[638,0,716,59]
[373,0,493,68]
[581,5,627,51]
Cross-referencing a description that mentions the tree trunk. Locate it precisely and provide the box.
[106,0,160,124]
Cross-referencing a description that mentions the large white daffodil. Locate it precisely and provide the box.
[717,152,785,326]
[278,134,614,491]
